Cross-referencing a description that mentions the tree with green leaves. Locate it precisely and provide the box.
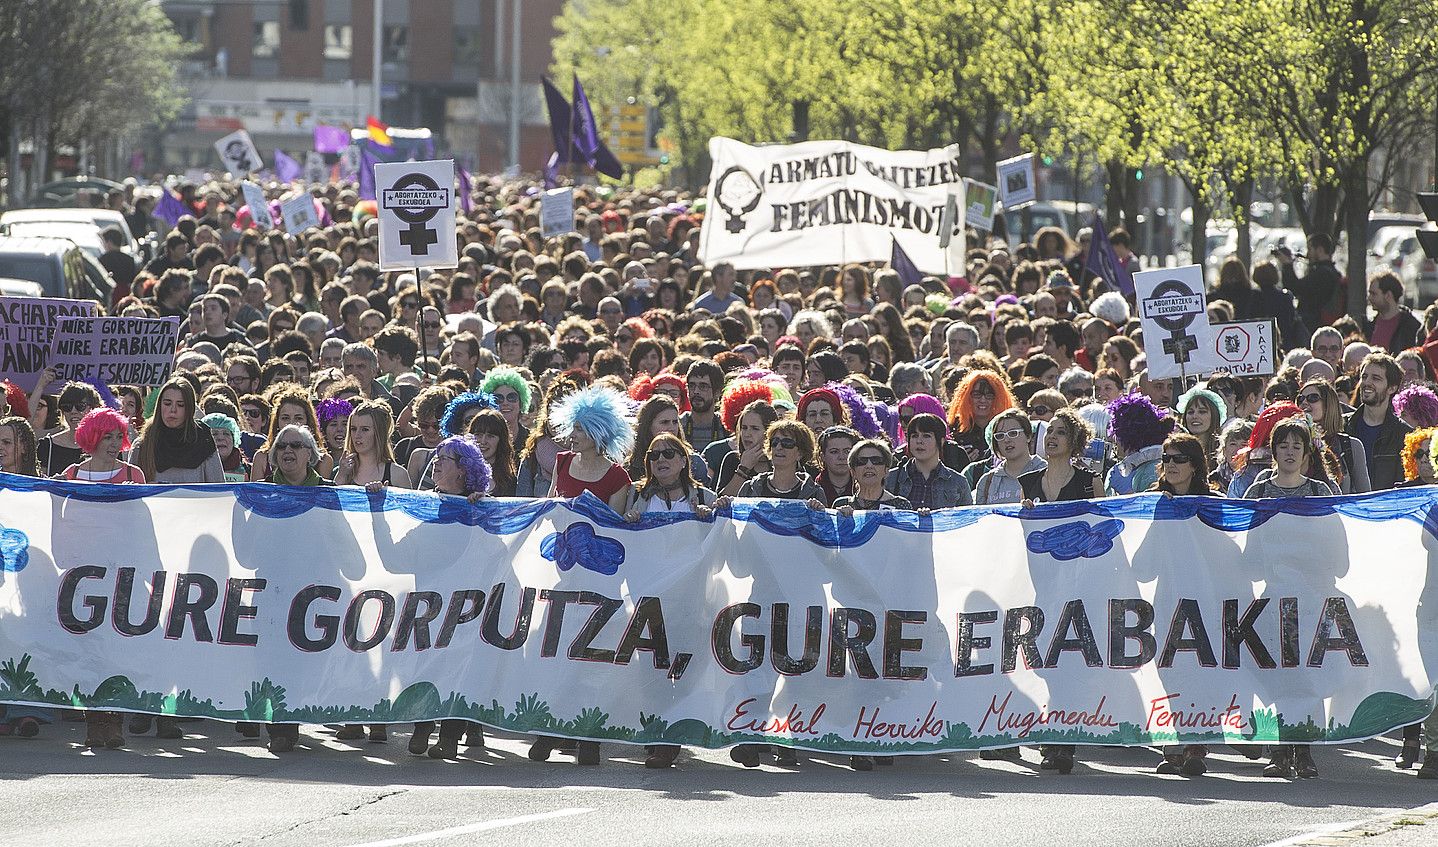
[1,0,189,205]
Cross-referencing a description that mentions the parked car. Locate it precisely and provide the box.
[24,177,125,209]
[0,277,44,298]
[999,202,1070,242]
[0,236,113,302]
[1403,224,1438,306]
[0,208,140,257]
[0,221,106,260]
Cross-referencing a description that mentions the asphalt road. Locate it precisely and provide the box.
[2,720,1436,847]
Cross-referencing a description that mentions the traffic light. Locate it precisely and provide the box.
[1418,193,1438,260]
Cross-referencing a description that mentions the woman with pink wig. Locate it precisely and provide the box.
[63,408,145,484]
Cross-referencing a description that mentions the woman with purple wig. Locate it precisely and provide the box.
[410,436,492,761]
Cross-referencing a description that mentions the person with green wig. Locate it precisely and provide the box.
[1177,385,1228,459]
[479,365,532,451]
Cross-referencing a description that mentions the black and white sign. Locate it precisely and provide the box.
[280,194,319,235]
[1135,264,1212,380]
[697,137,964,273]
[241,182,272,230]
[996,153,1036,208]
[304,151,327,185]
[375,160,459,270]
[1207,319,1276,377]
[214,129,263,176]
[541,187,576,237]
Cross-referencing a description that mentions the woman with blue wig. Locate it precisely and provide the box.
[410,390,498,490]
[410,435,492,760]
[530,385,633,767]
[547,384,633,503]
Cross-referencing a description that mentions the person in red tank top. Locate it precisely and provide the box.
[534,384,634,766]
[548,385,634,503]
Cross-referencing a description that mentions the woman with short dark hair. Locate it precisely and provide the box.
[34,377,101,477]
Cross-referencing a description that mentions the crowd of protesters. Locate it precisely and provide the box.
[10,174,1438,778]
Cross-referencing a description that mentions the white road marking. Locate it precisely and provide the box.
[334,807,594,847]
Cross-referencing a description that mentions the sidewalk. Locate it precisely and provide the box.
[1279,803,1438,846]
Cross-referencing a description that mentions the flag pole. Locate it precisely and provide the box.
[416,268,430,380]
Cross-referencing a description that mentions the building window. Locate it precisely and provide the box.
[289,0,310,30]
[253,21,280,58]
[324,24,352,60]
[382,25,408,64]
[454,29,485,67]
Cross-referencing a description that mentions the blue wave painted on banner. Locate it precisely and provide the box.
[540,523,625,575]
[1027,519,1125,561]
[5,471,1438,549]
[0,523,29,572]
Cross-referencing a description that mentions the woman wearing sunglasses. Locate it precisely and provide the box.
[610,432,723,521]
[1295,379,1370,493]
[1148,433,1219,775]
[976,409,1045,505]
[831,439,908,513]
[34,376,101,478]
[480,366,533,452]
[736,420,823,502]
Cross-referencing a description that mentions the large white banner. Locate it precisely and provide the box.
[1,476,1434,754]
[698,137,966,275]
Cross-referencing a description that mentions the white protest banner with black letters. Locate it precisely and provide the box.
[214,129,263,176]
[241,182,273,230]
[280,194,320,236]
[541,187,576,237]
[1,483,1433,754]
[375,160,458,271]
[47,316,181,386]
[0,296,99,391]
[1207,319,1277,377]
[697,137,964,274]
[996,153,1037,208]
[1135,264,1214,379]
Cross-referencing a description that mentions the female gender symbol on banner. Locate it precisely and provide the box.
[374,159,459,271]
[381,172,448,253]
[1133,264,1212,380]
[1144,278,1205,365]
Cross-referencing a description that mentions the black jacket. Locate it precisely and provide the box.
[1343,408,1412,491]
[1362,308,1422,354]
[1281,260,1342,331]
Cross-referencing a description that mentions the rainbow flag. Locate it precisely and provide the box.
[366,115,392,149]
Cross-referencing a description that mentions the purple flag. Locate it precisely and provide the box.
[313,124,350,154]
[543,151,561,189]
[154,189,188,227]
[274,149,302,183]
[457,166,473,214]
[358,145,378,200]
[542,76,574,166]
[1084,212,1136,297]
[571,75,623,179]
[890,237,923,287]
